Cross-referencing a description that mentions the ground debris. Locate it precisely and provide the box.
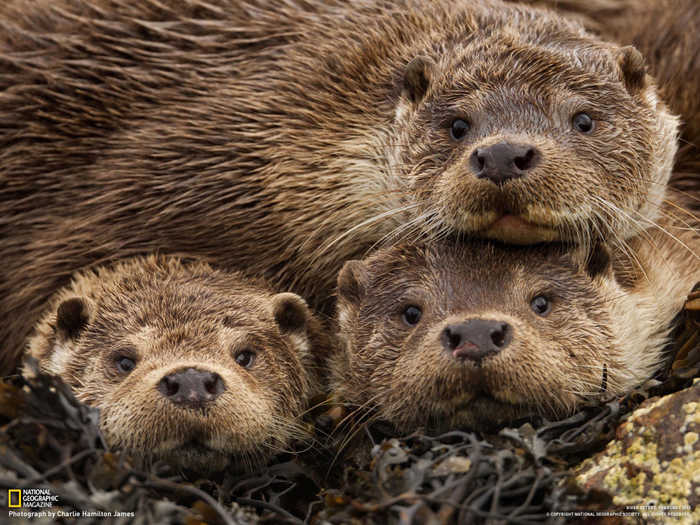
[0,367,320,524]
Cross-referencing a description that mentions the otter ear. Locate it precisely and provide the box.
[617,45,647,92]
[582,243,613,279]
[55,297,92,341]
[568,242,612,280]
[337,260,369,305]
[402,56,435,104]
[272,292,310,333]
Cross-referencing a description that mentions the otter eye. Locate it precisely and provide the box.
[402,305,422,326]
[449,118,470,140]
[572,112,594,133]
[530,295,551,316]
[235,350,256,369]
[116,356,136,374]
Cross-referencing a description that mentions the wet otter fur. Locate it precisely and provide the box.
[596,0,700,217]
[24,255,327,473]
[331,220,699,433]
[524,0,700,214]
[0,0,679,373]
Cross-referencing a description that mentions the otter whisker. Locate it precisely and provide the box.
[327,393,388,474]
[318,203,422,257]
[297,396,335,418]
[369,209,436,252]
[590,195,652,279]
[330,390,387,437]
[600,364,608,394]
[659,199,700,228]
[627,207,699,260]
[627,177,700,205]
[596,192,683,250]
[569,374,621,394]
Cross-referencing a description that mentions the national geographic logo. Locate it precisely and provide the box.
[7,490,20,508]
[5,489,59,508]
[5,490,135,520]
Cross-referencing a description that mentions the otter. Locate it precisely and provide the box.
[0,0,680,373]
[24,255,327,473]
[331,222,699,433]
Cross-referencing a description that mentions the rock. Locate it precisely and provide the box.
[573,380,699,524]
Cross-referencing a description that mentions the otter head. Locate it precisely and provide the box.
[391,4,678,246]
[26,257,319,474]
[332,240,657,434]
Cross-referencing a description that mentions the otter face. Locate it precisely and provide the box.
[333,241,643,434]
[27,258,317,473]
[392,8,678,246]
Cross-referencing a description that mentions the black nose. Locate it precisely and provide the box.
[469,142,540,184]
[440,319,513,362]
[157,368,225,408]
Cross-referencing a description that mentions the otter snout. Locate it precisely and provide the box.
[469,142,540,184]
[440,319,513,362]
[157,368,225,408]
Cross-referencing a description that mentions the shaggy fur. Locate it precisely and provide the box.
[524,0,700,215]
[331,215,699,433]
[601,0,700,217]
[0,0,681,373]
[24,255,328,473]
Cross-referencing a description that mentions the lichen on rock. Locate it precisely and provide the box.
[574,381,700,524]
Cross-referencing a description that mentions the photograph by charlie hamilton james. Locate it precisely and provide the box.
[0,0,699,523]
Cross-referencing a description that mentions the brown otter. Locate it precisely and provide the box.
[0,0,680,373]
[331,223,699,433]
[24,255,327,473]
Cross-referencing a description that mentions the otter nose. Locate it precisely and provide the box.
[469,142,540,184]
[440,319,513,362]
[157,368,225,408]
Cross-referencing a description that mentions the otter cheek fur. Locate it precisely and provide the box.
[331,238,697,434]
[24,256,324,474]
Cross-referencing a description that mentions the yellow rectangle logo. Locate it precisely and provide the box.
[8,489,21,508]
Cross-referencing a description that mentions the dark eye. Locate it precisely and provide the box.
[572,112,594,133]
[235,350,256,369]
[116,356,136,374]
[449,118,470,140]
[402,305,422,326]
[530,295,551,316]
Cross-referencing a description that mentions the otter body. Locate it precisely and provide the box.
[25,255,326,473]
[1,0,679,372]
[332,223,699,433]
